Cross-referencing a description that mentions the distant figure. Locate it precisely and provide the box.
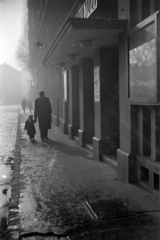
[34,91,52,141]
[28,100,33,113]
[21,98,27,113]
[25,115,36,141]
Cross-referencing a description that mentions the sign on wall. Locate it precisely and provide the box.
[75,0,98,18]
[63,70,67,101]
[94,66,100,102]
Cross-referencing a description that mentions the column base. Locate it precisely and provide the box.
[117,149,137,183]
[68,124,78,139]
[93,137,111,161]
[93,137,102,161]
[78,129,94,148]
[93,137,118,161]
[61,120,68,134]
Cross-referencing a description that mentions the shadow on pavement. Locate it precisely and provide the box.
[31,139,93,160]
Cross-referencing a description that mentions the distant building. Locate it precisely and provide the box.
[0,63,22,105]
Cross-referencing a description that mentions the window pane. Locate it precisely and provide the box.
[129,21,156,101]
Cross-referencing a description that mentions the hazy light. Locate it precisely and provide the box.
[0,0,26,70]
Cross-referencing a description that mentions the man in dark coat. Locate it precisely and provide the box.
[34,91,52,141]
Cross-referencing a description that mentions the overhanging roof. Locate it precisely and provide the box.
[28,0,80,68]
[43,18,127,67]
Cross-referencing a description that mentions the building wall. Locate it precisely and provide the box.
[118,0,160,196]
[28,0,160,196]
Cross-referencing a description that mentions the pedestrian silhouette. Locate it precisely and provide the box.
[21,98,27,113]
[25,115,36,141]
[34,91,52,141]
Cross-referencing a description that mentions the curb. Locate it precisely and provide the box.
[5,112,21,240]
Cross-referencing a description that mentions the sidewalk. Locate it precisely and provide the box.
[7,111,160,239]
[0,105,20,240]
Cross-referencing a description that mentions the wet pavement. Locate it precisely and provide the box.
[4,106,160,239]
[0,105,20,239]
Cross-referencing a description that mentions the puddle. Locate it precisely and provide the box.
[0,165,12,220]
[0,165,12,185]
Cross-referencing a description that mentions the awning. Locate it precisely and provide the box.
[43,18,127,67]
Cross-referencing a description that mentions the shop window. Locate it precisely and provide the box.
[128,13,158,104]
[140,166,149,185]
[153,172,159,191]
[142,0,150,20]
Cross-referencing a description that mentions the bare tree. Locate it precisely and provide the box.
[130,39,155,67]
[16,7,30,71]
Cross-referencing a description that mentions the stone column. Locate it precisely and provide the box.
[61,69,69,134]
[117,32,137,183]
[78,58,94,147]
[93,47,119,160]
[68,65,79,139]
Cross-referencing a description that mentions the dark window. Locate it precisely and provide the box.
[90,0,118,19]
[130,0,138,28]
[143,107,151,156]
[140,166,149,185]
[153,173,159,191]
[155,0,159,11]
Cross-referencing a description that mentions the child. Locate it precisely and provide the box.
[25,115,36,141]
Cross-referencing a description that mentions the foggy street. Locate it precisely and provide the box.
[1,105,159,240]
[1,1,160,239]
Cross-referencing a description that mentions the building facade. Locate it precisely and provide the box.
[27,0,160,196]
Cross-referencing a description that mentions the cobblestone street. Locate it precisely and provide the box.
[5,107,160,239]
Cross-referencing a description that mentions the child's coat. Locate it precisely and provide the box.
[25,119,36,136]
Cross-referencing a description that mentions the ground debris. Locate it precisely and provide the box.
[5,157,14,165]
[2,188,8,194]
